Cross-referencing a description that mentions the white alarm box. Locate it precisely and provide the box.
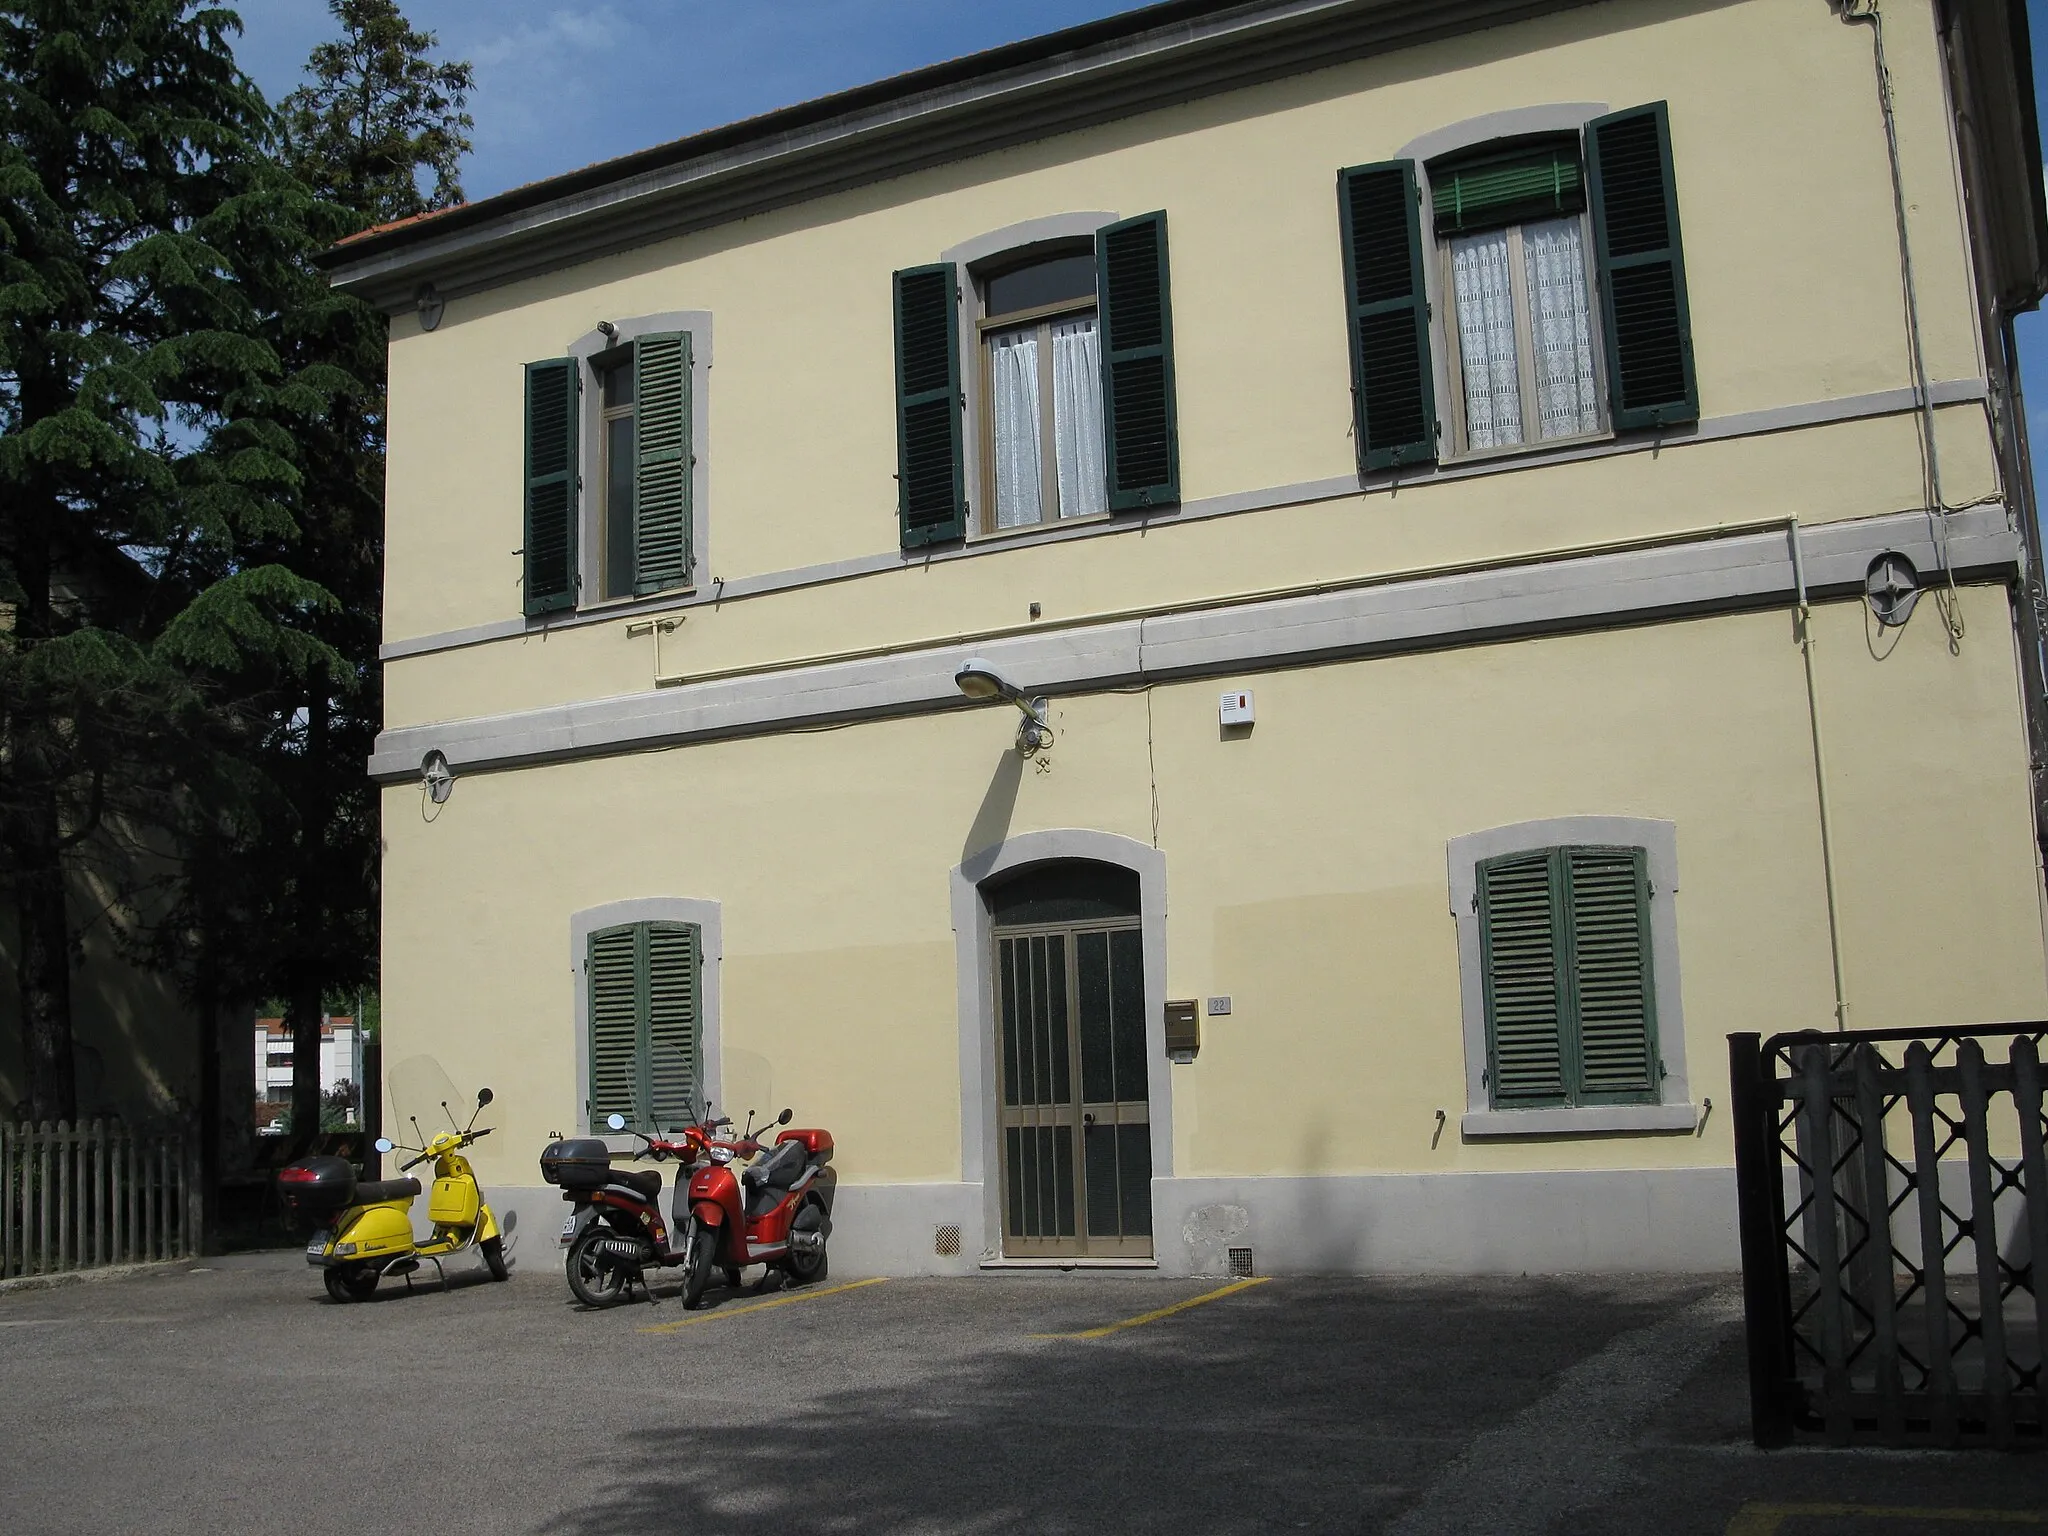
[1220,689,1254,726]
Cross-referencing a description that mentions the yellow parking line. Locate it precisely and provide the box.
[1729,1503,2048,1535]
[1031,1276,1270,1340]
[639,1276,886,1334]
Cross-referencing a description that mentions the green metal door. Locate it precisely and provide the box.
[995,917,1151,1259]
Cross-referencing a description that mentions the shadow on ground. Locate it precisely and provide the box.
[537,1276,1701,1536]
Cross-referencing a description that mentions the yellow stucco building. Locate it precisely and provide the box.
[329,0,2048,1274]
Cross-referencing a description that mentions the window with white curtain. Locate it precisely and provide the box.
[978,248,1106,531]
[1431,138,1604,455]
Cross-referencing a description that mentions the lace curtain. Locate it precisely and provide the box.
[1050,316,1106,519]
[1523,216,1599,440]
[1451,229,1521,449]
[989,327,1042,528]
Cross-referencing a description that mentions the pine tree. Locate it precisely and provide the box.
[0,1,347,1122]
[183,0,471,1154]
[279,0,473,225]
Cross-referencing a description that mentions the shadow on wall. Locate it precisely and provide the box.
[961,748,1024,866]
[533,1276,1714,1536]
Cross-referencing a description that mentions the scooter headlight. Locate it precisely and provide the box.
[711,1147,733,1165]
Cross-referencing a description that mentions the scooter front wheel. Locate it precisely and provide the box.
[324,1265,378,1303]
[681,1223,718,1310]
[481,1235,509,1281]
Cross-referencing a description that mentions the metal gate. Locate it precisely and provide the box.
[994,919,1153,1260]
[1729,1027,2044,1448]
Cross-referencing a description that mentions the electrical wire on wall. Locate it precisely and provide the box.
[1842,0,1967,654]
[1139,616,1160,848]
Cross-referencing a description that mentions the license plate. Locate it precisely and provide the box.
[559,1215,578,1246]
[305,1229,330,1258]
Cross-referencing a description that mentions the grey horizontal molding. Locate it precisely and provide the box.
[324,0,1606,311]
[368,503,2019,782]
[380,378,1992,663]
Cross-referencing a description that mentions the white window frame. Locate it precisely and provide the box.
[1447,817,1698,1137]
[566,311,713,610]
[1436,210,1608,460]
[569,897,722,1147]
[940,214,1118,541]
[1398,106,1616,465]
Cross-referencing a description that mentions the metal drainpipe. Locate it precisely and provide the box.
[1790,515,1852,1033]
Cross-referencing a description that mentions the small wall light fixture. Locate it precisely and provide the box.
[421,749,454,804]
[954,656,1050,752]
[415,282,444,332]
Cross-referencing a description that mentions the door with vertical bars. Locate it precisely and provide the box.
[994,915,1152,1259]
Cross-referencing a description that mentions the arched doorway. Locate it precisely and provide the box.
[986,860,1153,1259]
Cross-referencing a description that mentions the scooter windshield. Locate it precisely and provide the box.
[717,1047,775,1131]
[387,1054,469,1146]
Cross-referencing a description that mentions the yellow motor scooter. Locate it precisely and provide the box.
[282,1085,512,1302]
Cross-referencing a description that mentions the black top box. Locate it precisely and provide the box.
[278,1155,357,1215]
[540,1138,614,1191]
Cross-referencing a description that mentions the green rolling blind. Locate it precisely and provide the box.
[1478,846,1658,1109]
[632,332,693,595]
[522,358,579,614]
[1430,139,1584,234]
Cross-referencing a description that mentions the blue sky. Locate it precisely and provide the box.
[238,0,2048,505]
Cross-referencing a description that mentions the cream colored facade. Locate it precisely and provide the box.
[335,0,2048,1274]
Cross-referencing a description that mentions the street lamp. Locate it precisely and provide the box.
[954,657,1051,753]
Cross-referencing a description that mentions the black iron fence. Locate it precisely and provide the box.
[1730,1026,2044,1448]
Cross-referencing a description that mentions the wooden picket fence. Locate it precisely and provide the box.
[0,1120,200,1279]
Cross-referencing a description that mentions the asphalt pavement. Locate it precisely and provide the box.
[0,1248,2040,1534]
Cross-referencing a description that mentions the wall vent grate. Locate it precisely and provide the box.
[935,1224,961,1257]
[1227,1246,1255,1278]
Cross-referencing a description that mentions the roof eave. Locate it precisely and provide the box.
[321,0,1598,312]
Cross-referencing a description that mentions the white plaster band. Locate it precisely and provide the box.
[369,504,2020,782]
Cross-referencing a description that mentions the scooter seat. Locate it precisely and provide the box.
[742,1140,805,1192]
[609,1167,662,1200]
[354,1178,421,1204]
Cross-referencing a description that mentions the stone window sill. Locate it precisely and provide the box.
[1460,1103,1699,1138]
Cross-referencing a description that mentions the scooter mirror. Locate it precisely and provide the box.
[374,1137,395,1154]
[778,1108,793,1125]
[476,1087,494,1107]
[607,1113,627,1131]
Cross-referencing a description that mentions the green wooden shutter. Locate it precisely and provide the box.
[1478,851,1568,1106]
[1560,848,1658,1103]
[893,263,965,547]
[587,924,640,1130]
[632,332,693,595]
[523,358,579,614]
[1096,211,1180,511]
[1586,102,1697,431]
[643,922,701,1129]
[1338,162,1437,472]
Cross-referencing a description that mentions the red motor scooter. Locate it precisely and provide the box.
[678,1107,835,1308]
[542,1118,707,1308]
[540,1107,834,1309]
